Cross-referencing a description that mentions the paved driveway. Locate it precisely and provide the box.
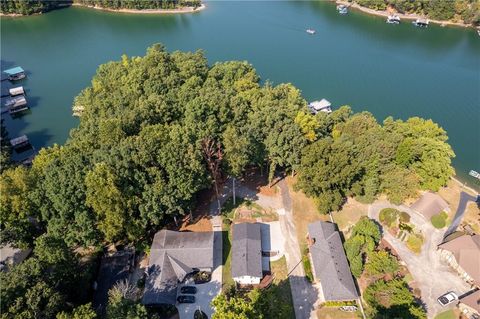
[177,230,222,319]
[369,201,472,318]
[278,180,319,319]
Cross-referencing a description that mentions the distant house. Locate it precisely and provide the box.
[438,234,480,286]
[307,221,358,301]
[142,230,214,305]
[308,99,332,114]
[93,249,135,315]
[231,223,263,285]
[411,192,449,220]
[458,289,480,318]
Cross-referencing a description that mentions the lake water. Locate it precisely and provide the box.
[1,1,479,188]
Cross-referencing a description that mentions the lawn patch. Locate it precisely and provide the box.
[434,309,457,319]
[431,211,448,229]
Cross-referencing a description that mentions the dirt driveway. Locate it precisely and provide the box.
[369,201,472,318]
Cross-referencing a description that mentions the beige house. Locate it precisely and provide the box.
[438,234,480,287]
[458,289,480,319]
[411,192,449,220]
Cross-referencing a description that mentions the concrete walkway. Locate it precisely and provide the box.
[369,201,472,318]
[278,180,319,319]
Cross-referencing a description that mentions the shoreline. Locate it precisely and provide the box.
[0,3,205,17]
[334,0,476,29]
[71,3,205,15]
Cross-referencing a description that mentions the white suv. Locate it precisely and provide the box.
[437,291,458,306]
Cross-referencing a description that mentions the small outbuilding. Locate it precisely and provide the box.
[411,192,449,220]
[231,223,263,285]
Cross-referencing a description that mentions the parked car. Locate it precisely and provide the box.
[437,291,458,306]
[177,295,195,304]
[180,286,197,294]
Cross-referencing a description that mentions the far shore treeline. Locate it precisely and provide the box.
[0,44,454,318]
[0,0,201,15]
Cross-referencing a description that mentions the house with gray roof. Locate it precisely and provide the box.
[307,221,358,301]
[231,223,263,285]
[142,230,214,305]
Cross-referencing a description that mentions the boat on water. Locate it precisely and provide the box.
[412,19,429,27]
[306,29,316,35]
[337,4,348,15]
[386,15,401,24]
[2,66,26,81]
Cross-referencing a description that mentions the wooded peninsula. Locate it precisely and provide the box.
[0,44,455,318]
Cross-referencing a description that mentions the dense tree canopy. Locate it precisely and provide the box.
[0,0,201,15]
[354,0,480,25]
[297,111,454,213]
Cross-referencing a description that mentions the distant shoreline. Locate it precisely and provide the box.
[0,3,205,17]
[71,2,206,15]
[334,0,476,29]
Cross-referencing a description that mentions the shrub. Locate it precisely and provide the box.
[323,300,357,307]
[399,222,413,233]
[431,213,447,229]
[406,234,424,254]
[302,248,314,282]
[399,212,410,223]
[365,250,399,276]
[379,208,399,227]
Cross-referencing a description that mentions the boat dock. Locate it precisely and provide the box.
[10,135,31,150]
[2,66,26,81]
[308,98,333,114]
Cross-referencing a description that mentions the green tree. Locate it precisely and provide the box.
[211,290,262,319]
[365,250,399,276]
[364,279,426,319]
[57,304,97,319]
[344,217,381,277]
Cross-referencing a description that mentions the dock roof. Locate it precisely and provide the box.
[10,135,29,147]
[309,99,331,111]
[308,221,358,301]
[231,223,263,279]
[3,67,24,75]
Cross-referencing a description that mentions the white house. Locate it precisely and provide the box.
[231,223,263,285]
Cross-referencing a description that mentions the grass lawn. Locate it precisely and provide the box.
[316,307,361,319]
[286,176,329,251]
[267,257,295,319]
[434,309,458,319]
[332,197,368,232]
[222,226,234,289]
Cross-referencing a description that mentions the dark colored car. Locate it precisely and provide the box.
[177,295,195,304]
[180,286,197,294]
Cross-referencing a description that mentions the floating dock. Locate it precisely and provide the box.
[10,135,30,150]
[2,66,26,81]
[9,86,25,96]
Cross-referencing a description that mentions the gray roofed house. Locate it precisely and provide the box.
[142,230,214,305]
[411,192,449,220]
[231,223,263,285]
[307,221,358,301]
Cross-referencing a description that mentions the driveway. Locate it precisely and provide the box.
[369,201,472,318]
[177,230,222,319]
[444,191,478,239]
[278,180,319,319]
